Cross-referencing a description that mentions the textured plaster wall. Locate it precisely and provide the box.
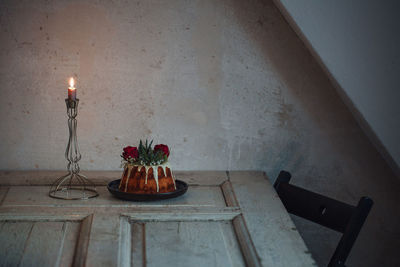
[0,0,326,172]
[0,1,399,266]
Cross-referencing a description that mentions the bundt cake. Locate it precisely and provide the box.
[119,164,176,194]
[118,140,176,194]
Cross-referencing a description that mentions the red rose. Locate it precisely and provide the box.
[122,146,139,160]
[154,144,169,157]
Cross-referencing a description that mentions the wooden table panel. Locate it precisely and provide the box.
[2,185,226,208]
[0,220,81,267]
[142,221,245,267]
[0,221,33,266]
[229,171,316,267]
[0,171,315,267]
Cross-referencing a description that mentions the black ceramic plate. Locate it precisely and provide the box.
[107,179,188,201]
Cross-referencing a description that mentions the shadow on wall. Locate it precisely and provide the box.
[230,0,392,180]
[229,0,400,266]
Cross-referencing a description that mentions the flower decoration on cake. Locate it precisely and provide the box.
[121,140,169,166]
[154,144,169,157]
[122,146,139,160]
[119,140,176,194]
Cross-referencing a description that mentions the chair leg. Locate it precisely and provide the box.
[273,170,292,190]
[328,197,373,267]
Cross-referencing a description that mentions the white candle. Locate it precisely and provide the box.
[68,77,76,101]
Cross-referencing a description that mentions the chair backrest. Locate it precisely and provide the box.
[274,170,373,267]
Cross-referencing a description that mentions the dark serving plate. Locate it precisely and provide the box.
[107,179,188,201]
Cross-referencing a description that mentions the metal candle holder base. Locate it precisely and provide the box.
[49,99,99,200]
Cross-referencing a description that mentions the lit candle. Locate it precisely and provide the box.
[68,77,76,101]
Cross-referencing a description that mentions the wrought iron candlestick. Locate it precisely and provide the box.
[49,99,99,200]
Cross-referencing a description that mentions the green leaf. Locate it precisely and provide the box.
[127,139,167,166]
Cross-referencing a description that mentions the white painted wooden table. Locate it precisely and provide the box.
[0,171,316,267]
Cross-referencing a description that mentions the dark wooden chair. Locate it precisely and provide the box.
[274,170,373,267]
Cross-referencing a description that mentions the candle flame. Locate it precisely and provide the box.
[69,77,75,88]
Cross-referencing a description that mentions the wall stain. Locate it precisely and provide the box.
[149,55,165,69]
[276,101,293,128]
[271,86,296,132]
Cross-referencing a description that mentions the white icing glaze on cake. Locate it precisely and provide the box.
[121,163,176,192]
